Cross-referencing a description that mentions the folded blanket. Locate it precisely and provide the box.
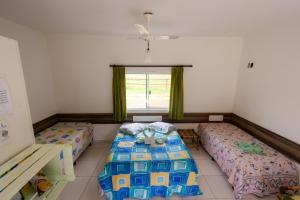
[237,141,264,155]
[154,132,168,144]
[135,129,168,144]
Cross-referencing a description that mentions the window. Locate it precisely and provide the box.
[126,68,171,111]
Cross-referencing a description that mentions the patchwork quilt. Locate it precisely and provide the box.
[199,123,299,200]
[98,130,202,200]
[35,124,94,161]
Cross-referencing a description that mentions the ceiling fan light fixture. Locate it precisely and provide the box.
[144,48,151,63]
[144,40,151,63]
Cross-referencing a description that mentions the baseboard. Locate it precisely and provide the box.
[32,112,300,162]
[55,112,233,124]
[32,112,232,134]
[32,114,58,133]
[231,114,300,163]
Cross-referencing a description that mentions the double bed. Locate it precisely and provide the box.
[199,123,299,200]
[35,122,94,161]
[98,126,202,200]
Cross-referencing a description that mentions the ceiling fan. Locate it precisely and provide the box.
[130,12,179,41]
[129,12,179,63]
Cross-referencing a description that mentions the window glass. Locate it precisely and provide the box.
[126,71,171,111]
[148,74,171,109]
[126,74,147,109]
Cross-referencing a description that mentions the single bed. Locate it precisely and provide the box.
[98,128,202,200]
[198,123,299,200]
[35,122,94,162]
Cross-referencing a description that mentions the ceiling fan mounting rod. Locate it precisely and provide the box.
[144,12,153,16]
[144,12,153,31]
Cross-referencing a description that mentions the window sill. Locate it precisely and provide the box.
[127,109,169,114]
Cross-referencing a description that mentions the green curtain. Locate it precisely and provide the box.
[169,67,184,120]
[113,67,127,121]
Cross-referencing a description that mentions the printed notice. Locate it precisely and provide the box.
[0,79,12,116]
[0,120,9,144]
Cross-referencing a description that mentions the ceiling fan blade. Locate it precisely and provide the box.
[126,36,144,40]
[154,35,179,40]
[134,24,149,35]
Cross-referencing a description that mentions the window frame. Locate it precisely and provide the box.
[125,67,171,113]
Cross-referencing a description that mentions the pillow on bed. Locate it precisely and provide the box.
[119,123,146,135]
[148,122,176,134]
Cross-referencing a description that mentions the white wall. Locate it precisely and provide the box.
[0,18,57,123]
[1,16,298,147]
[47,34,243,114]
[0,36,35,164]
[234,26,300,144]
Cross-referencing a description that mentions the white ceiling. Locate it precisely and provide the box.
[0,0,300,36]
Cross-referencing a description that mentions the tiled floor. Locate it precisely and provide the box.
[58,141,277,200]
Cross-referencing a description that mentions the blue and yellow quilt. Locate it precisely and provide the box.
[98,130,202,200]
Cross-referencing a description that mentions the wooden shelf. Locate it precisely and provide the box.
[0,144,75,200]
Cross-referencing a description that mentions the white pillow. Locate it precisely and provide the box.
[148,122,176,134]
[119,123,146,135]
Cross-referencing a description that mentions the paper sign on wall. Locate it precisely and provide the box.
[0,120,8,144]
[0,79,13,116]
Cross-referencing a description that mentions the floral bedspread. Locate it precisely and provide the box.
[198,123,298,200]
[98,130,202,200]
[35,124,94,161]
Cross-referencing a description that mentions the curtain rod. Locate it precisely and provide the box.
[110,65,193,68]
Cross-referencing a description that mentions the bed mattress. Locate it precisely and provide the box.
[199,123,298,200]
[98,130,202,200]
[35,123,94,161]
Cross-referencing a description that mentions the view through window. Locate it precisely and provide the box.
[126,73,171,111]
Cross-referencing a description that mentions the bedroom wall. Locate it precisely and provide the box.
[0,18,57,123]
[234,25,300,144]
[47,34,243,114]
